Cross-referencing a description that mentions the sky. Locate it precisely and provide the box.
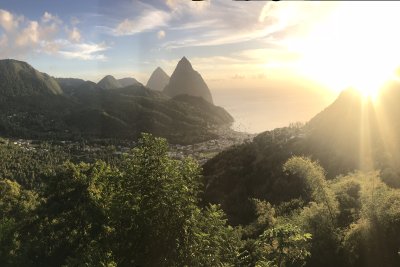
[1,1,400,133]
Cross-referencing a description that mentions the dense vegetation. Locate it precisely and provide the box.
[203,86,400,225]
[2,59,400,266]
[0,59,62,97]
[1,134,400,266]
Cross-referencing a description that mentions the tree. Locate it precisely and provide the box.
[19,161,115,267]
[0,179,37,266]
[255,223,311,267]
[110,133,240,266]
[189,204,241,266]
[283,156,338,224]
[342,172,400,267]
[283,157,342,267]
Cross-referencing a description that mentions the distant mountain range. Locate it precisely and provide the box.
[0,58,233,144]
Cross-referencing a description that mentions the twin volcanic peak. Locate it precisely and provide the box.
[146,67,170,92]
[0,57,215,104]
[163,57,214,104]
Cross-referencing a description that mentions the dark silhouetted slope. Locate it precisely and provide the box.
[202,84,400,224]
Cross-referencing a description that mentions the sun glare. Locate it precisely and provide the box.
[286,2,400,98]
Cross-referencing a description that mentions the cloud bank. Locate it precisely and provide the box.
[0,9,108,61]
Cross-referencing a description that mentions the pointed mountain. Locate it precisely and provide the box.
[146,67,170,91]
[163,57,214,103]
[118,77,141,87]
[97,75,122,90]
[0,59,62,96]
[306,83,400,175]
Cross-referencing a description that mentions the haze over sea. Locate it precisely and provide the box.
[213,84,338,134]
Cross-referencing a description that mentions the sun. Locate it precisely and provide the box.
[285,2,400,99]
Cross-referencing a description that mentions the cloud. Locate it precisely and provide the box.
[161,1,333,50]
[258,2,273,23]
[15,21,39,47]
[161,0,274,49]
[170,19,220,31]
[166,0,211,14]
[0,9,109,61]
[58,42,109,61]
[41,11,62,24]
[163,26,279,49]
[157,30,166,39]
[67,27,81,42]
[0,9,20,32]
[114,9,170,36]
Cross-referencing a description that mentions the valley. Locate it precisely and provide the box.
[2,1,400,266]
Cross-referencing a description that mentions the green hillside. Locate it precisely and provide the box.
[0,59,62,96]
[0,60,234,144]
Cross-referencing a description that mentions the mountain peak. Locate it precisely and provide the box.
[0,59,62,96]
[98,75,121,89]
[176,56,193,70]
[101,75,117,82]
[146,67,170,91]
[163,57,213,103]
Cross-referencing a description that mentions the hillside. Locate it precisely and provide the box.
[0,59,62,97]
[202,83,400,224]
[118,77,141,87]
[97,75,121,89]
[0,60,234,144]
[56,78,99,95]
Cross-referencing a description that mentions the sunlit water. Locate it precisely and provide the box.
[213,87,337,134]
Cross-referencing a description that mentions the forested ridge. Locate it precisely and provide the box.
[1,133,400,266]
[0,59,234,145]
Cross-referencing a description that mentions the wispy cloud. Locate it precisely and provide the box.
[58,41,109,61]
[169,19,221,31]
[113,9,170,36]
[41,11,62,24]
[166,0,211,15]
[161,1,333,49]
